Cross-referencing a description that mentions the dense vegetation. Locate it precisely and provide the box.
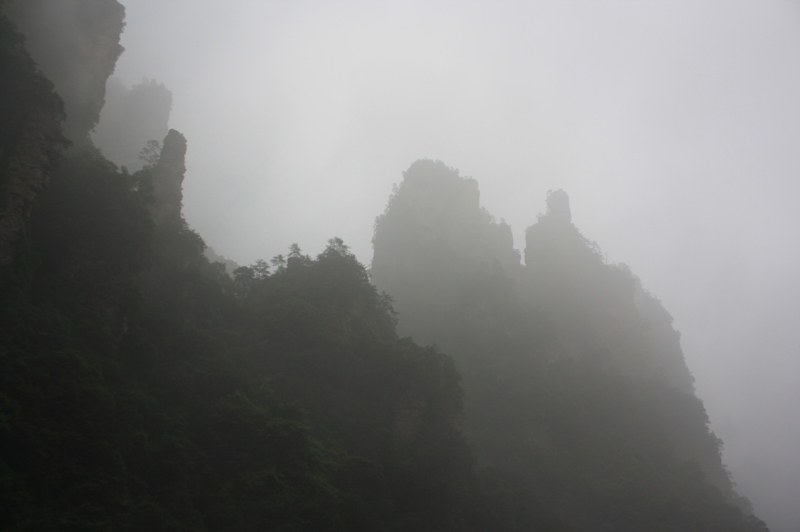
[0,150,480,530]
[0,4,770,531]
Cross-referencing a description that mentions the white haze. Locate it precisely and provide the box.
[103,2,800,530]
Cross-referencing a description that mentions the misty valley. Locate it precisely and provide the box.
[0,1,781,531]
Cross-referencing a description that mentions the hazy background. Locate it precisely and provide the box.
[102,2,800,530]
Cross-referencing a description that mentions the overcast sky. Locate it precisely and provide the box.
[106,2,800,530]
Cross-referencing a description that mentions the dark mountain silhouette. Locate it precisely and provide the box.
[0,2,770,530]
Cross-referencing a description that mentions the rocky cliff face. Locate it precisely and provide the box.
[150,129,187,226]
[1,0,124,265]
[4,0,125,146]
[0,10,68,265]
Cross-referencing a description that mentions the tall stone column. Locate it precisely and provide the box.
[150,129,187,226]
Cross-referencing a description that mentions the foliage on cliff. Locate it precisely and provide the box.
[0,8,68,264]
[0,150,478,531]
[0,8,481,529]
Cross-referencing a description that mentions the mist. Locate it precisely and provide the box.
[98,2,800,530]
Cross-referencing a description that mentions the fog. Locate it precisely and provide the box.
[103,2,800,530]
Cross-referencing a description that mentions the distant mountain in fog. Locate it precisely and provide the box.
[372,159,763,529]
[93,76,173,172]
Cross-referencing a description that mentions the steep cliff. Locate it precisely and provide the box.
[0,10,68,265]
[1,0,125,265]
[4,0,125,146]
[150,129,187,226]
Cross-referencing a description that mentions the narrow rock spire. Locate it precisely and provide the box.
[150,129,187,226]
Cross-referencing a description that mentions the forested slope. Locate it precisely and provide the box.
[0,152,477,530]
[0,7,473,529]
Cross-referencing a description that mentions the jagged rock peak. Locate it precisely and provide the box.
[545,189,571,224]
[151,129,187,225]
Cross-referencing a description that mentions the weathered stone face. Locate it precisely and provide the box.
[150,129,187,226]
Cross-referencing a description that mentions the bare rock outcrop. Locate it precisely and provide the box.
[150,129,187,226]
